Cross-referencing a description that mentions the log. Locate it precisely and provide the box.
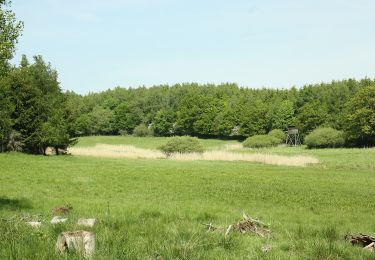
[346,234,375,247]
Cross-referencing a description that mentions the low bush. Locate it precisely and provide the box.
[159,136,204,156]
[304,127,345,148]
[243,135,280,148]
[268,129,285,143]
[118,130,128,136]
[133,123,151,137]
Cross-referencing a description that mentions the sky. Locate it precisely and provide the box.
[11,0,375,94]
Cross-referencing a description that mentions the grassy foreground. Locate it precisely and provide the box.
[1,136,375,259]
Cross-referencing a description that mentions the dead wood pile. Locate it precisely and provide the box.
[203,212,271,237]
[345,234,375,252]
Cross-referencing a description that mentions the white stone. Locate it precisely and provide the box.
[56,230,95,257]
[51,216,67,224]
[77,218,96,227]
[26,221,42,228]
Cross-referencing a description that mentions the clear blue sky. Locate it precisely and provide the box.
[11,0,375,94]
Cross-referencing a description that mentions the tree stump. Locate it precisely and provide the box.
[56,230,95,257]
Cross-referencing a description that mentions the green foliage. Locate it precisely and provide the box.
[40,110,71,154]
[0,1,22,151]
[153,108,175,136]
[62,79,375,147]
[271,100,295,130]
[5,130,23,151]
[304,127,345,149]
[159,136,204,155]
[3,55,73,154]
[133,123,150,137]
[0,0,23,75]
[74,114,92,136]
[345,85,375,146]
[296,101,328,135]
[0,77,13,151]
[90,106,115,135]
[114,103,142,134]
[242,135,280,148]
[240,99,272,136]
[268,129,286,143]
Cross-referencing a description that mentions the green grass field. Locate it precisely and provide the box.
[1,136,374,259]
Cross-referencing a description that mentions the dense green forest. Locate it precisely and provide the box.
[0,1,374,154]
[62,79,375,145]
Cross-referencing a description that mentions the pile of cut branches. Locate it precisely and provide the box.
[203,212,270,237]
[345,233,375,252]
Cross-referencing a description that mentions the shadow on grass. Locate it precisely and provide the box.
[0,197,32,210]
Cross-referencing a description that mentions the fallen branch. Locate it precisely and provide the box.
[203,212,271,237]
[345,233,375,252]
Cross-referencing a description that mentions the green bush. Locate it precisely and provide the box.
[268,129,285,143]
[118,130,128,136]
[304,127,344,148]
[159,136,204,156]
[243,135,280,148]
[133,123,150,137]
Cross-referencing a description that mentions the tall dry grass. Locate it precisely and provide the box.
[69,144,319,167]
[169,151,318,166]
[69,144,164,159]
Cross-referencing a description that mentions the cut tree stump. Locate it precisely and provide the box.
[56,230,95,257]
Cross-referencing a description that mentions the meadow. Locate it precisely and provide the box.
[0,136,375,259]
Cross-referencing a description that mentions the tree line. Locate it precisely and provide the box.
[1,1,374,154]
[63,79,375,147]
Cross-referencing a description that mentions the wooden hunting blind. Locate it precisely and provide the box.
[285,126,300,146]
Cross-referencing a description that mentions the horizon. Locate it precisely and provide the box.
[12,0,375,95]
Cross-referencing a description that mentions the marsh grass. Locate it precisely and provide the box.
[69,144,318,167]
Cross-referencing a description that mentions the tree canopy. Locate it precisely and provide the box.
[57,79,375,147]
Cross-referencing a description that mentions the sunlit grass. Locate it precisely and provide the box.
[0,137,374,259]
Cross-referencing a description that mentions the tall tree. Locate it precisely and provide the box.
[10,55,72,154]
[0,0,22,151]
[0,76,13,151]
[296,100,328,135]
[346,86,375,146]
[0,0,23,74]
[41,109,71,155]
[153,108,176,136]
[271,100,295,130]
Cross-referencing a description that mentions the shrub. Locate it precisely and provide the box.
[133,123,150,137]
[118,130,128,136]
[268,129,285,143]
[304,127,344,148]
[243,135,280,148]
[159,136,204,156]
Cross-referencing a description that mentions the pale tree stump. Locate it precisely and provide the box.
[56,230,95,258]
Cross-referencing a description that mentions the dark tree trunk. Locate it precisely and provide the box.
[55,146,59,155]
